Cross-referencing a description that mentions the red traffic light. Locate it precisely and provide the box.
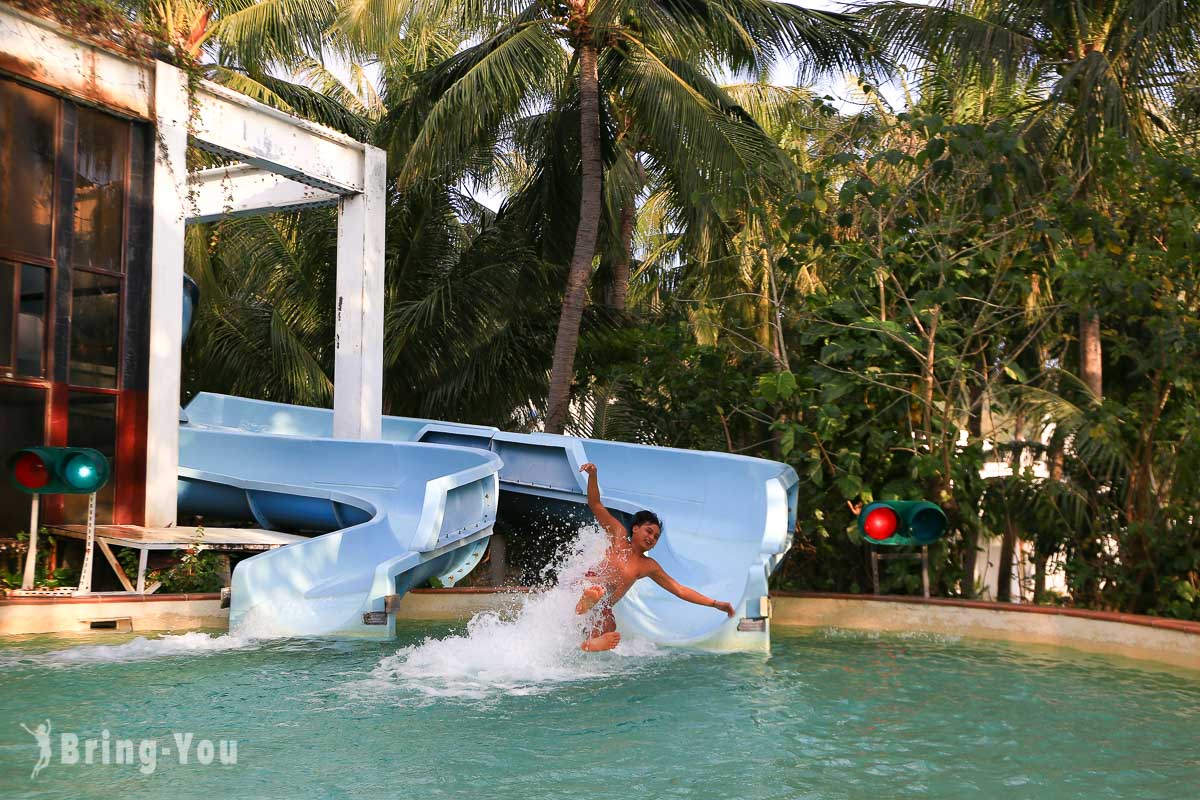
[12,451,49,490]
[862,506,899,540]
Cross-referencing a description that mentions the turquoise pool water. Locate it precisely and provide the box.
[0,620,1197,799]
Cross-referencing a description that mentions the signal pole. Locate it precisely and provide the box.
[20,496,39,591]
[77,493,97,594]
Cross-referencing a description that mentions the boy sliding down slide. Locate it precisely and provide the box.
[575,463,735,652]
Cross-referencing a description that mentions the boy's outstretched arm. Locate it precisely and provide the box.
[646,561,735,616]
[579,463,627,542]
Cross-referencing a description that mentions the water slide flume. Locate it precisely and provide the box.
[178,426,500,638]
[180,393,799,651]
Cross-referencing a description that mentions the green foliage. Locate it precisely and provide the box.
[579,320,770,450]
[117,545,225,594]
[149,0,1200,618]
[0,531,79,590]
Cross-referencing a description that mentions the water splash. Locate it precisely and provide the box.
[4,606,294,667]
[41,630,259,664]
[365,525,670,700]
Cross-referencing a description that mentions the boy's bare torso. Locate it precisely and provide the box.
[587,542,656,607]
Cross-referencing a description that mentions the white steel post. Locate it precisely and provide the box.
[144,60,190,527]
[332,145,387,440]
[20,496,39,590]
[77,493,97,594]
[136,548,148,594]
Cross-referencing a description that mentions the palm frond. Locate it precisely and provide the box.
[397,13,566,186]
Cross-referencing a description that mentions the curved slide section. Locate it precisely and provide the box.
[178,424,500,637]
[183,393,798,651]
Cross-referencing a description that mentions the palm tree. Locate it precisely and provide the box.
[118,0,456,139]
[390,0,870,432]
[151,2,556,422]
[182,213,337,406]
[865,0,1200,400]
[184,183,570,424]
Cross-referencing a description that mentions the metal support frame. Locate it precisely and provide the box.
[180,80,387,442]
[870,544,931,598]
[136,548,148,594]
[186,165,338,223]
[146,69,386,521]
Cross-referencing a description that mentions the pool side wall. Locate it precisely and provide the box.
[2,590,1197,672]
[770,593,1200,671]
[0,594,227,635]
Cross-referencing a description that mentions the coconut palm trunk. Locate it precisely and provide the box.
[607,203,635,312]
[1079,307,1102,399]
[545,37,604,433]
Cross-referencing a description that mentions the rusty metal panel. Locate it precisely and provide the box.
[0,5,152,120]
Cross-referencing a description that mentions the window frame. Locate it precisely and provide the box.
[0,77,61,269]
[0,79,59,384]
[68,104,132,391]
[0,78,141,529]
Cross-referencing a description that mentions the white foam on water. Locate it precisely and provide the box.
[9,607,291,668]
[363,525,672,701]
[41,630,260,664]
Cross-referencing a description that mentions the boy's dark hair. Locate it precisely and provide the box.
[631,510,661,529]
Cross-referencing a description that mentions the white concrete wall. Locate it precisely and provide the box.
[144,61,190,527]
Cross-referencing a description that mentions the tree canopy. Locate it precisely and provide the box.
[98,0,1200,618]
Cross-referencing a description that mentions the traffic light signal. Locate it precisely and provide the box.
[8,447,110,495]
[858,500,946,546]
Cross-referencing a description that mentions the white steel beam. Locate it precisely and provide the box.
[145,61,190,527]
[332,145,387,440]
[191,81,367,195]
[0,6,153,119]
[187,165,338,223]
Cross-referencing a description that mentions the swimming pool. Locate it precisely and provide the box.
[1,610,1197,798]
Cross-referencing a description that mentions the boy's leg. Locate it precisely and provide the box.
[575,585,605,614]
[581,609,620,652]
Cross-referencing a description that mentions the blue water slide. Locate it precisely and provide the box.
[181,393,798,651]
[177,422,500,637]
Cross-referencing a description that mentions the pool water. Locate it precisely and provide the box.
[1,625,1198,799]
[0,531,1197,799]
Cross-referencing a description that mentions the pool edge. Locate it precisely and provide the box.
[2,589,1197,672]
[769,593,1200,672]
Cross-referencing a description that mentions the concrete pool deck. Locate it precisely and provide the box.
[1,589,1196,670]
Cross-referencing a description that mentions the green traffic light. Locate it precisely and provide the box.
[64,452,107,492]
[8,447,111,495]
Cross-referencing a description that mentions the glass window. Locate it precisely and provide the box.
[0,261,12,371]
[70,271,121,388]
[64,391,117,525]
[74,107,128,272]
[0,80,57,259]
[0,384,46,536]
[16,264,49,377]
